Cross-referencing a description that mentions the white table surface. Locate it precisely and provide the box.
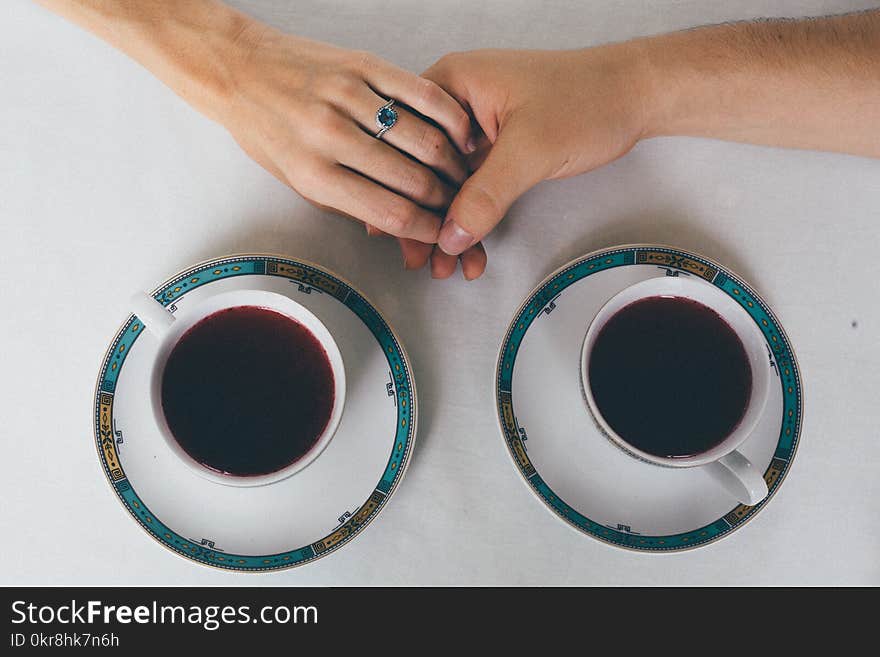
[2,0,878,586]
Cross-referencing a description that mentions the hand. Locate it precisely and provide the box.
[36,1,475,266]
[222,21,474,262]
[418,45,652,278]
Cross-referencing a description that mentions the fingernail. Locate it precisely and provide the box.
[438,220,475,256]
[402,254,409,269]
[465,138,477,153]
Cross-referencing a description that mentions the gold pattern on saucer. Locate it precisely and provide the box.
[311,490,386,555]
[98,393,124,482]
[500,391,535,477]
[636,251,718,281]
[267,260,346,299]
[354,490,384,525]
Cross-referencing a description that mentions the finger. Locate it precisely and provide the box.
[364,225,430,269]
[318,165,442,242]
[465,132,492,172]
[460,242,488,280]
[430,247,458,279]
[241,141,430,257]
[438,126,542,255]
[337,124,457,211]
[420,57,474,120]
[383,106,468,185]
[360,55,473,154]
[399,238,432,270]
[340,84,468,186]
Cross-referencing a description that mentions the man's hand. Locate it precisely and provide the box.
[420,10,880,279]
[418,45,651,278]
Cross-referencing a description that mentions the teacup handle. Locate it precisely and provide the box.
[704,450,768,506]
[130,292,175,337]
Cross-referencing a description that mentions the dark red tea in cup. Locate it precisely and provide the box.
[588,296,752,459]
[160,305,335,476]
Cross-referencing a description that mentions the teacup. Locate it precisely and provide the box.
[130,289,346,487]
[580,276,770,505]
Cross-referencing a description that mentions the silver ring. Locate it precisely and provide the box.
[375,99,398,139]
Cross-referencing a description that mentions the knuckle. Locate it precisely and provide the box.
[403,168,434,200]
[417,126,446,160]
[353,50,378,72]
[379,200,416,234]
[416,77,441,105]
[461,181,503,226]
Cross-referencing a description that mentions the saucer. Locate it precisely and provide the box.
[495,244,803,552]
[94,254,417,571]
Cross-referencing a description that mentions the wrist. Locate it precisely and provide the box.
[621,35,684,140]
[59,0,261,123]
[141,2,260,122]
[569,39,676,144]
[630,26,769,142]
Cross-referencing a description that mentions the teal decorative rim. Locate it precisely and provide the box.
[495,244,803,552]
[93,254,416,571]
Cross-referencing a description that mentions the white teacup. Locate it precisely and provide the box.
[130,289,346,488]
[580,276,770,506]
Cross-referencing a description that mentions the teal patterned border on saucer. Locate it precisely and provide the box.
[496,245,803,552]
[94,255,415,571]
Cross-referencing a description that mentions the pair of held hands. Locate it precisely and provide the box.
[41,1,880,279]
[219,25,646,280]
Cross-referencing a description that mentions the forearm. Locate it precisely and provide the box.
[634,10,880,157]
[33,0,257,121]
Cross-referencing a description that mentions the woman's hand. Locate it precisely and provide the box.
[223,22,474,249]
[35,1,473,262]
[415,45,652,278]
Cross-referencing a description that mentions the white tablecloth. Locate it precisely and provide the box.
[2,0,878,585]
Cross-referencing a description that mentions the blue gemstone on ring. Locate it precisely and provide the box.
[377,106,398,129]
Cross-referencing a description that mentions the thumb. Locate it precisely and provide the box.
[437,127,541,256]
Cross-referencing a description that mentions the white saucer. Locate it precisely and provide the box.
[495,245,803,551]
[94,254,416,571]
